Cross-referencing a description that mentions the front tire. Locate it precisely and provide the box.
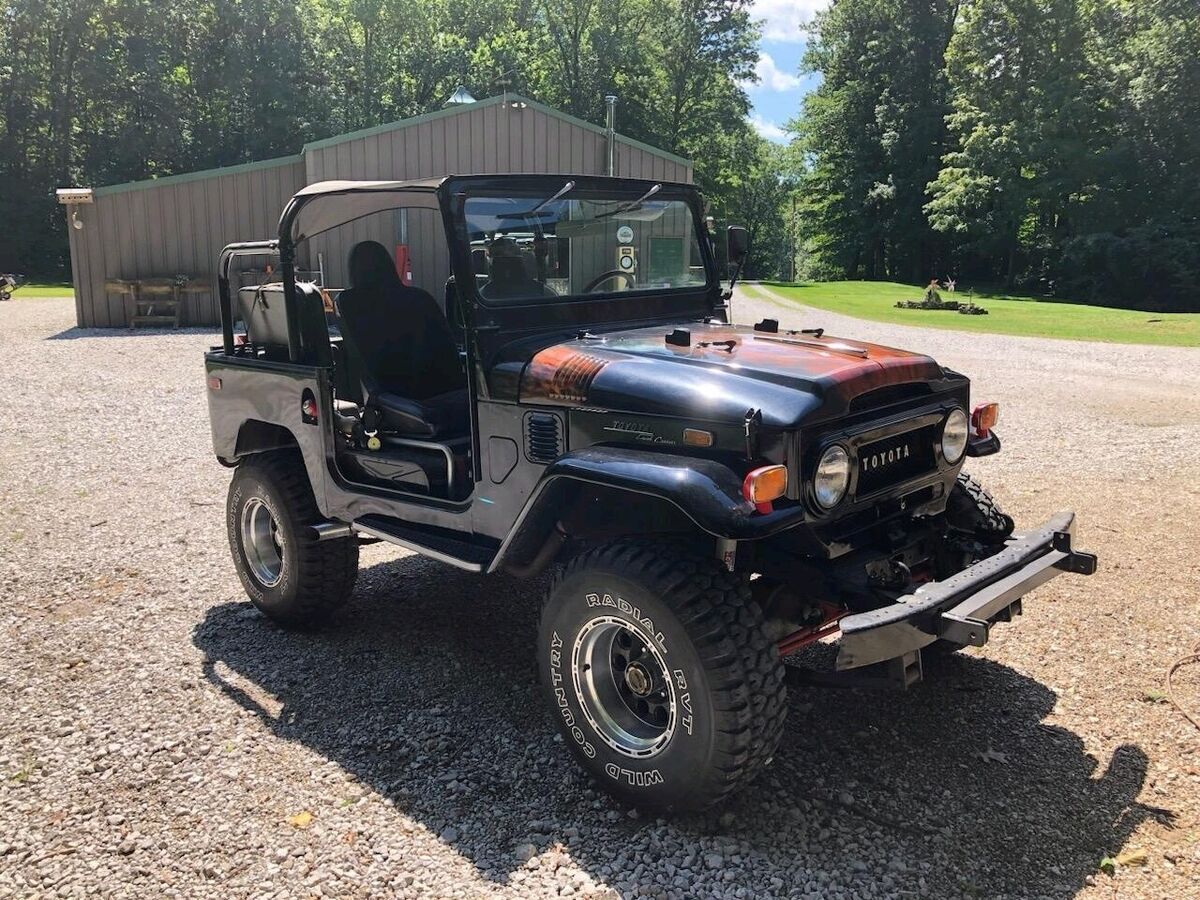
[927,471,1012,658]
[538,542,786,811]
[946,471,1012,536]
[226,451,359,626]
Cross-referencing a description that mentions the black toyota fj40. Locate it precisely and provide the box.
[205,175,1096,811]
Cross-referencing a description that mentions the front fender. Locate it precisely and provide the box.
[488,447,806,574]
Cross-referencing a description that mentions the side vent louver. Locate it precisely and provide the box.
[524,412,564,464]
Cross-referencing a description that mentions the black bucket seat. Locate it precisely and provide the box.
[336,241,467,438]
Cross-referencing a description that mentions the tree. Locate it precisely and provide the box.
[926,0,1099,288]
[927,0,1199,306]
[0,0,771,283]
[792,0,960,283]
[708,131,788,279]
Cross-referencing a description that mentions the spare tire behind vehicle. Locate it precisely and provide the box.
[226,451,359,626]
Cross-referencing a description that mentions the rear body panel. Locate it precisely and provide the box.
[206,352,478,535]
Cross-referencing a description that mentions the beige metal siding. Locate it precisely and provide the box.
[66,96,691,326]
[71,157,305,327]
[304,101,684,299]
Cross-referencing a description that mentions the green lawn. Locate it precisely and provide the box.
[6,282,74,298]
[745,281,1200,348]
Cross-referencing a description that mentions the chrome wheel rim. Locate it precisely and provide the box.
[240,497,284,587]
[572,615,676,758]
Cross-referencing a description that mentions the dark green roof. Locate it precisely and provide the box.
[94,155,302,196]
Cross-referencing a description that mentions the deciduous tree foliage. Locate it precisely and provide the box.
[0,0,772,277]
[795,0,1200,309]
[792,0,959,284]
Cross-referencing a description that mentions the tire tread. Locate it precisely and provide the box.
[949,471,1011,534]
[548,541,786,809]
[231,451,358,626]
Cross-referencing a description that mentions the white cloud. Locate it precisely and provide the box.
[752,0,827,42]
[751,52,802,92]
[750,114,789,143]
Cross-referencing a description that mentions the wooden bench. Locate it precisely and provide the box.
[105,278,212,328]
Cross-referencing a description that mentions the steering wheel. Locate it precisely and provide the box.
[583,270,635,293]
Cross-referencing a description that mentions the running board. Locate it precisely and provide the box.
[353,514,497,573]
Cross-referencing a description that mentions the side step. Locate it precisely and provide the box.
[353,514,497,573]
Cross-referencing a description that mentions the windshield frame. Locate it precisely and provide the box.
[440,175,718,312]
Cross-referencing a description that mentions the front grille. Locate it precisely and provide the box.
[855,424,937,496]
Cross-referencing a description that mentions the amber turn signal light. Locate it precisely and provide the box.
[683,428,714,448]
[742,464,788,514]
[971,402,1000,437]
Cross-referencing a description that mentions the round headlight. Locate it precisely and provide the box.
[942,408,969,463]
[814,445,851,509]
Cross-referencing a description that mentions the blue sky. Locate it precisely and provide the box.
[743,1,827,142]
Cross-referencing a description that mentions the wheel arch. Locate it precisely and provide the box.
[495,479,704,577]
[229,419,300,461]
[489,447,806,578]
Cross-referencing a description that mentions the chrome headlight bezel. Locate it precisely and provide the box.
[813,444,851,509]
[941,407,969,464]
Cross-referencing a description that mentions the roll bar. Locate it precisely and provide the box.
[217,240,280,356]
[217,176,715,363]
[216,187,379,363]
[278,196,304,365]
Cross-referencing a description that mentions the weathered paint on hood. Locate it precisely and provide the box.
[514,322,945,428]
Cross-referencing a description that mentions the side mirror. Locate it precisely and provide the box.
[727,226,749,264]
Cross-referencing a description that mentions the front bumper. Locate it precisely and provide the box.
[836,511,1097,670]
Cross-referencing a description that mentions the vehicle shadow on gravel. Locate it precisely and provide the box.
[45,325,217,340]
[194,554,1169,898]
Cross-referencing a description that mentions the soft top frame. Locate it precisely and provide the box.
[217,174,713,361]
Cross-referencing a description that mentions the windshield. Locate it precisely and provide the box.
[460,188,710,305]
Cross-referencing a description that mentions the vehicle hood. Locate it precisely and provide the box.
[507,322,946,427]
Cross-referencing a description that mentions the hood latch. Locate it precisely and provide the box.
[744,407,763,459]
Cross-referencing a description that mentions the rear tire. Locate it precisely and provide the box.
[226,451,359,626]
[538,541,786,811]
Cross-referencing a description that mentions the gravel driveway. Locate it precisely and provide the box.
[2,293,1198,899]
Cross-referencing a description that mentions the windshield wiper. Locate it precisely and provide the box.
[595,183,661,219]
[498,180,575,219]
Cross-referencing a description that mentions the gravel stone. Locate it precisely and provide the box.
[0,294,1195,899]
